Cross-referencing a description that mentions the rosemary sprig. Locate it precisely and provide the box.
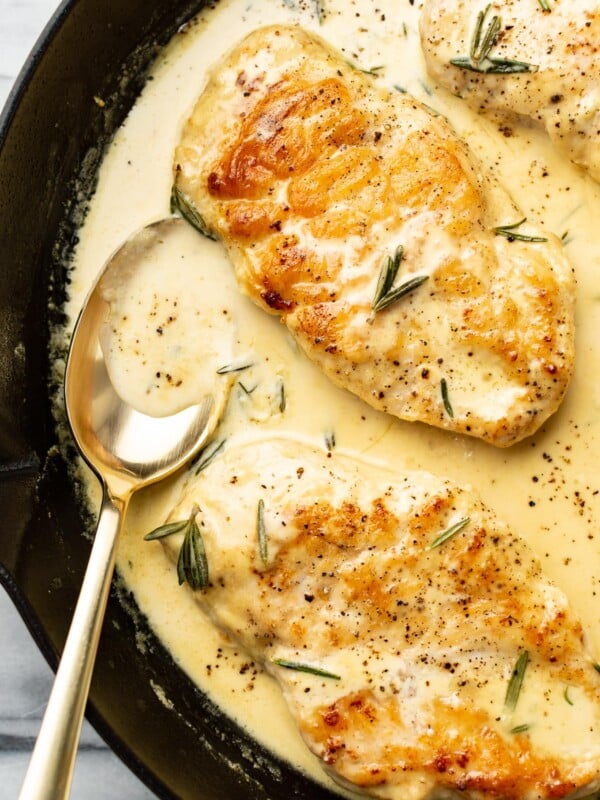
[257,499,268,565]
[441,377,454,417]
[144,506,209,590]
[372,246,429,312]
[216,359,253,375]
[272,659,341,680]
[170,184,216,240]
[493,218,547,242]
[505,650,529,710]
[194,437,226,475]
[450,5,537,74]
[429,517,470,549]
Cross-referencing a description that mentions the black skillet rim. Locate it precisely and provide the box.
[0,2,343,798]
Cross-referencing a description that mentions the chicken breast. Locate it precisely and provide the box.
[173,25,575,448]
[419,0,600,182]
[154,437,600,800]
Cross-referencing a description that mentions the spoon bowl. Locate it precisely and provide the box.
[64,218,222,496]
[19,217,224,800]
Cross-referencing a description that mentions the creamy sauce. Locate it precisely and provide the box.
[99,220,237,416]
[63,0,600,795]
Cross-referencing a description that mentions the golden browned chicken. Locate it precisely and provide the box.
[173,25,575,447]
[419,0,600,181]
[152,437,600,800]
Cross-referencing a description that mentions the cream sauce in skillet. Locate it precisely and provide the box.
[61,0,600,794]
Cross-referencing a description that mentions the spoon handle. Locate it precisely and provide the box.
[19,492,125,800]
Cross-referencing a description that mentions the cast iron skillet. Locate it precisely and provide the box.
[0,2,342,797]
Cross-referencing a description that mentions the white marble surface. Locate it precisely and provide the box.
[0,1,156,796]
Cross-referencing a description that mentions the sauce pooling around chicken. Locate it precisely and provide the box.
[61,0,600,796]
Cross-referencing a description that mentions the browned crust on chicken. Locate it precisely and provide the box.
[161,438,600,800]
[174,25,575,447]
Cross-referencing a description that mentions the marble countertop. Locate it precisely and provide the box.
[0,1,155,796]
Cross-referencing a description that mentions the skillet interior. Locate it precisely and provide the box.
[0,1,342,797]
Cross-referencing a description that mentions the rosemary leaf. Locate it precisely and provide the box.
[476,7,501,63]
[441,377,454,417]
[593,662,600,674]
[325,430,336,451]
[486,57,536,73]
[216,359,253,375]
[190,518,208,587]
[373,275,429,312]
[170,185,216,240]
[510,723,531,734]
[450,55,536,74]
[373,246,403,308]
[194,438,226,475]
[177,516,209,590]
[176,531,189,585]
[422,102,443,119]
[493,218,547,242]
[277,380,286,413]
[257,499,268,565]
[360,65,385,76]
[537,0,550,10]
[450,5,537,74]
[238,381,257,396]
[505,650,529,710]
[272,659,341,680]
[144,519,189,541]
[564,686,574,706]
[429,517,470,549]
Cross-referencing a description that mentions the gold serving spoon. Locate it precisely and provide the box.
[19,218,226,800]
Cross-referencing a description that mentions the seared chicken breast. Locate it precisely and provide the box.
[156,437,600,800]
[173,25,575,447]
[420,0,600,181]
